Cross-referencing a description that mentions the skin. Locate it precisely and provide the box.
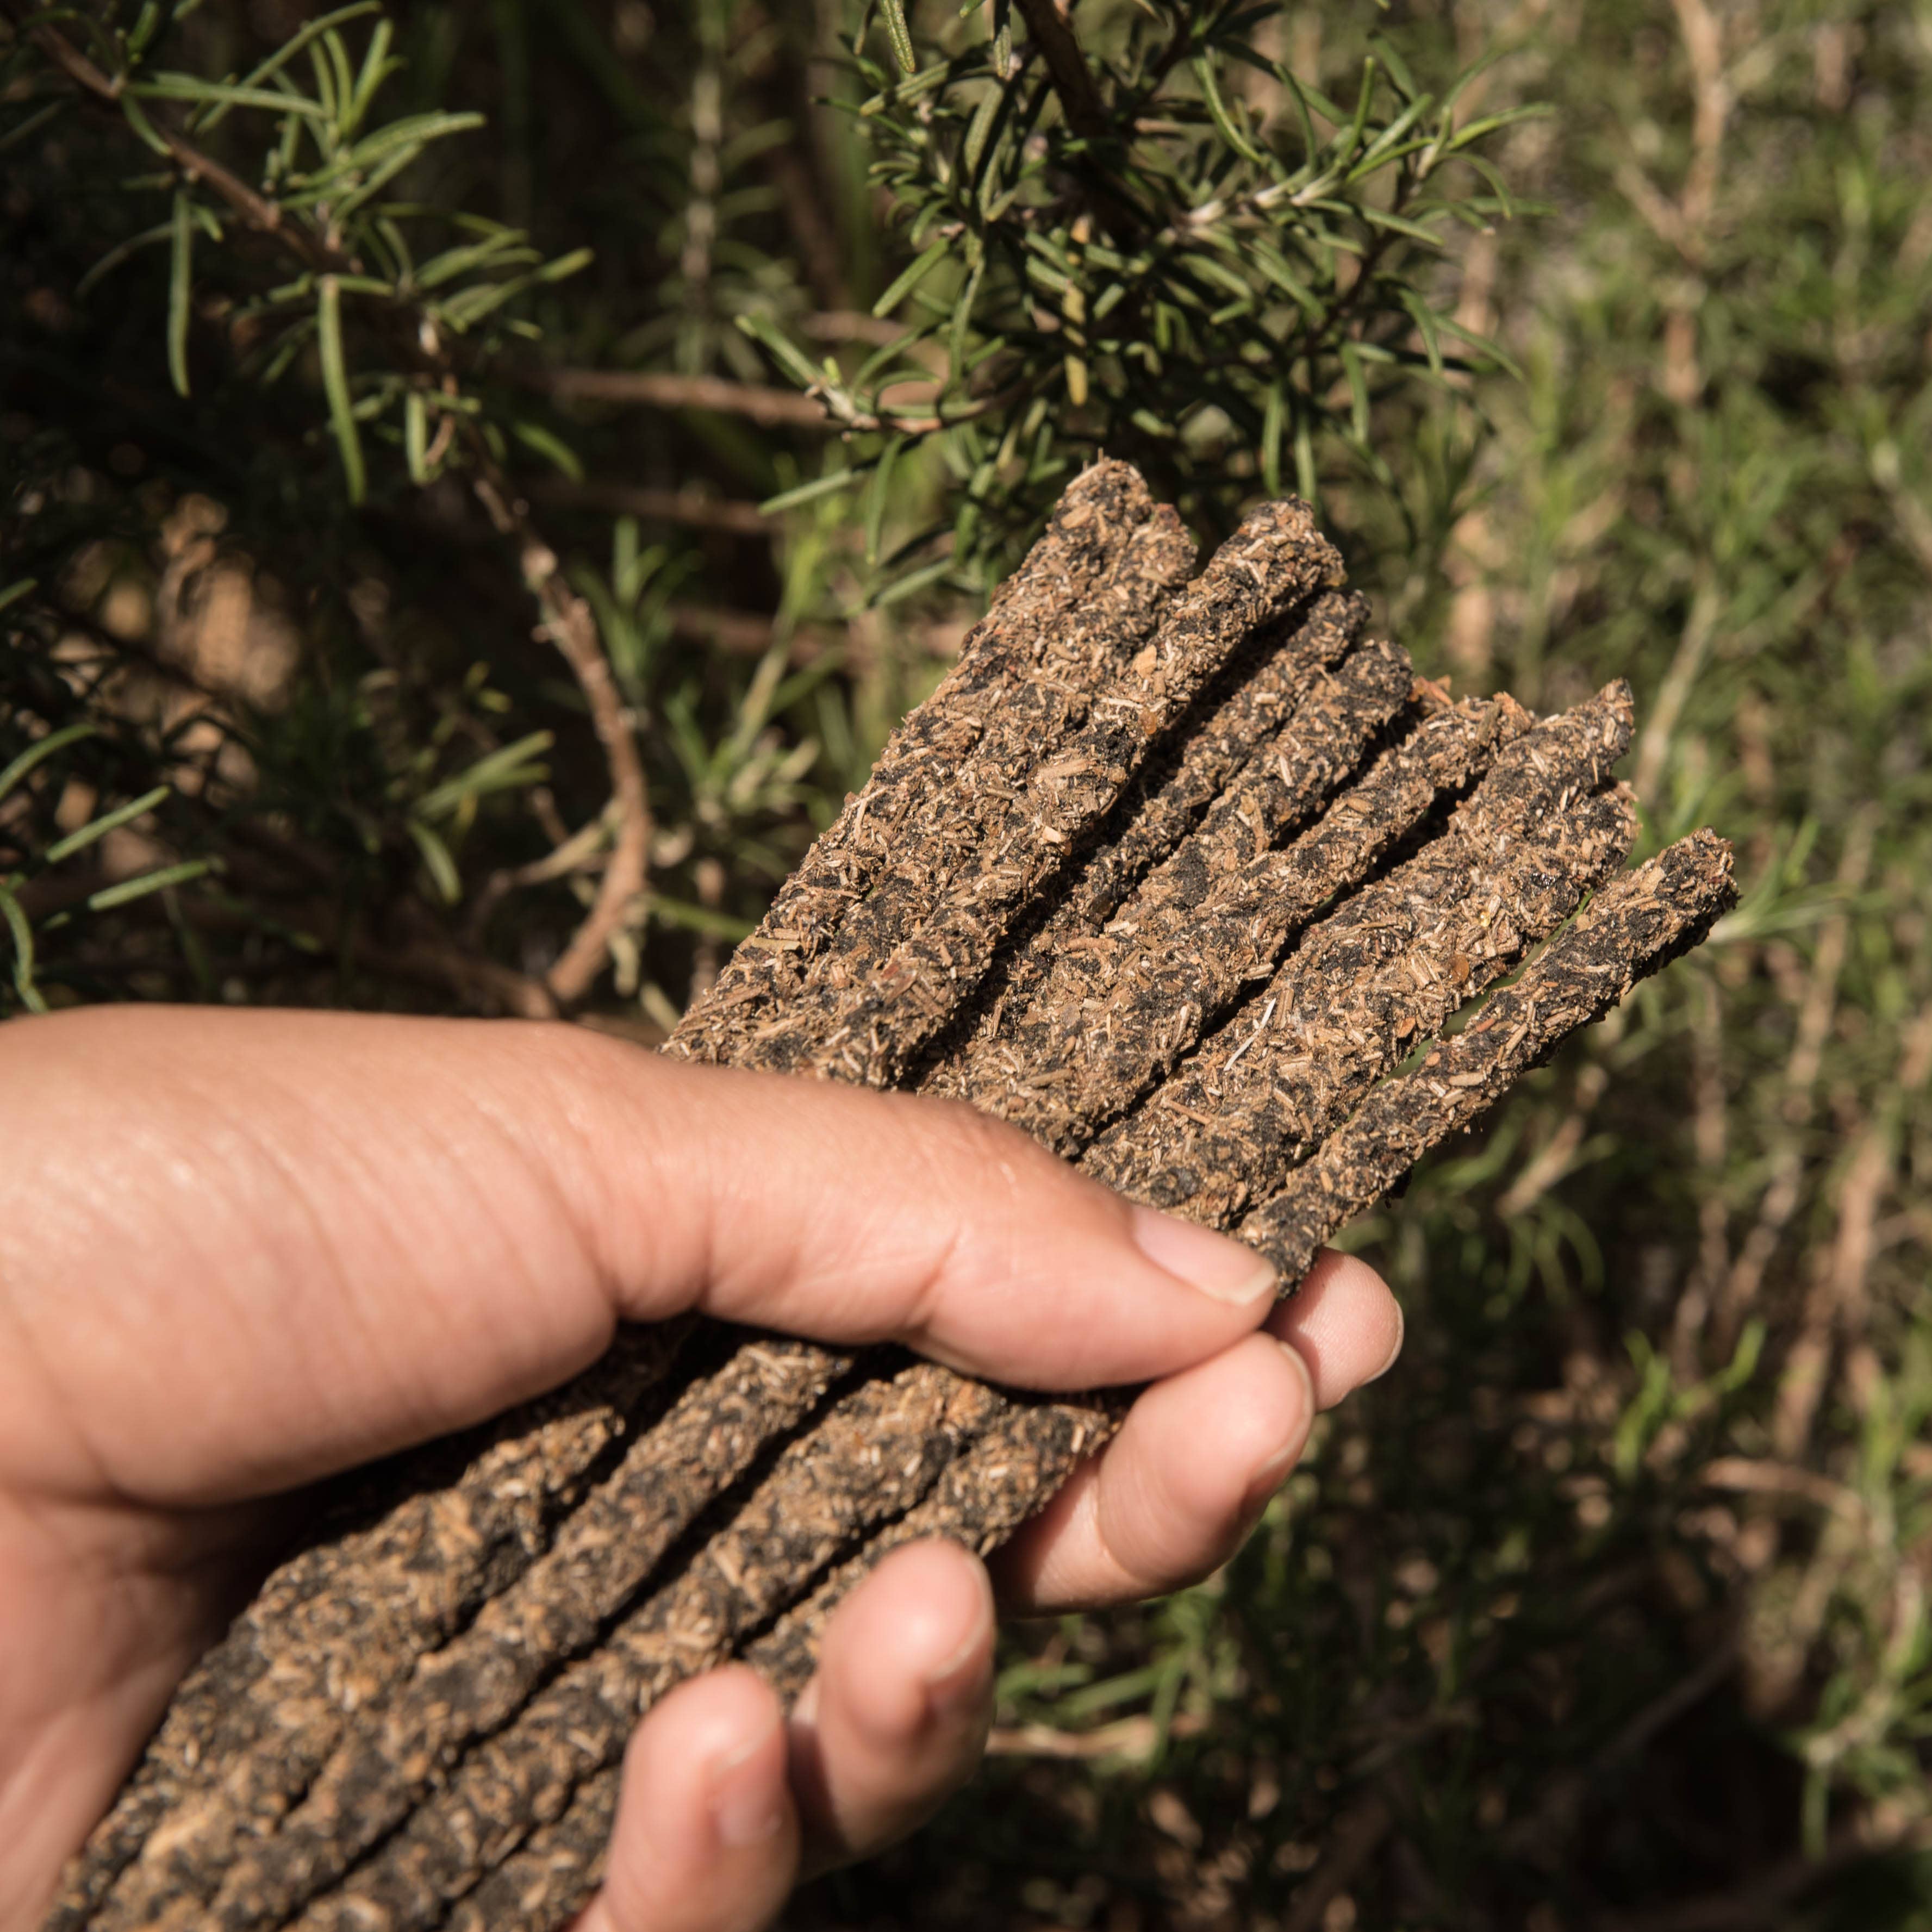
[0,1007,1404,1932]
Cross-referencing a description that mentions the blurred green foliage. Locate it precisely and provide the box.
[5,0,1931,1926]
[1,0,1515,1020]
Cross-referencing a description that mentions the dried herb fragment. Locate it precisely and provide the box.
[1090,783,1640,1224]
[792,506,1198,1009]
[945,694,1520,1167]
[160,1339,851,1932]
[734,499,1343,1088]
[1083,683,1641,1220]
[1062,589,1373,931]
[942,588,1371,1050]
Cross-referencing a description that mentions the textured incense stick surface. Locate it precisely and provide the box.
[930,633,1418,1149]
[1236,832,1737,1281]
[438,1388,1123,1932]
[672,460,1190,1070]
[54,465,1732,1932]
[712,498,1343,1089]
[51,1320,696,1930]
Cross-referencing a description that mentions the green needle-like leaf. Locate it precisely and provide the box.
[878,0,917,76]
[42,787,172,868]
[167,188,193,397]
[871,237,951,319]
[406,819,463,903]
[85,859,217,912]
[0,724,95,806]
[316,275,367,504]
[0,883,46,1014]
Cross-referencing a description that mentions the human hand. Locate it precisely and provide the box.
[0,1006,1401,1932]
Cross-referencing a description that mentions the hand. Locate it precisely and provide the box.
[0,1006,1401,1932]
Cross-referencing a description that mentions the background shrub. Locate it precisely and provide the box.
[4,2,1930,1924]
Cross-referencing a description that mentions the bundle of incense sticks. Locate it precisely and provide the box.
[53,462,1734,1932]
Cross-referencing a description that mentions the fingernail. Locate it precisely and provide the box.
[1367,1302,1405,1385]
[1273,1337,1317,1453]
[1248,1434,1301,1506]
[1239,1345,1314,1512]
[1274,1335,1316,1411]
[709,1720,785,1848]
[924,1565,995,1719]
[1130,1206,1277,1306]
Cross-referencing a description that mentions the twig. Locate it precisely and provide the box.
[22,13,652,1007]
[1660,0,1731,402]
[111,885,560,1020]
[466,809,615,943]
[529,478,771,535]
[1875,461,1932,583]
[1670,971,1732,1376]
[801,309,915,347]
[1631,576,1719,806]
[665,603,968,666]
[672,603,839,659]
[1613,1634,1742,1766]
[526,362,1013,440]
[1715,812,1875,1344]
[1501,1636,1741,1862]
[19,20,351,278]
[472,477,652,1006]
[522,366,836,429]
[984,1711,1207,1760]
[1013,0,1108,139]
[1669,0,1730,239]
[1699,1458,1867,1520]
[1772,1001,1932,1460]
[360,926,560,1021]
[1495,1062,1610,1219]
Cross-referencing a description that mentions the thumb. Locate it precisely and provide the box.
[585,1036,1277,1378]
[0,1007,1275,1507]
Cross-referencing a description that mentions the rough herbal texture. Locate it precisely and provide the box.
[672,458,1189,1070]
[54,463,1735,1932]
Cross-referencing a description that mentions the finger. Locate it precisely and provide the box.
[786,1540,995,1875]
[0,1008,1274,1506]
[1263,1249,1404,1408]
[991,1331,1315,1612]
[572,1665,799,1932]
[993,1251,1400,1611]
